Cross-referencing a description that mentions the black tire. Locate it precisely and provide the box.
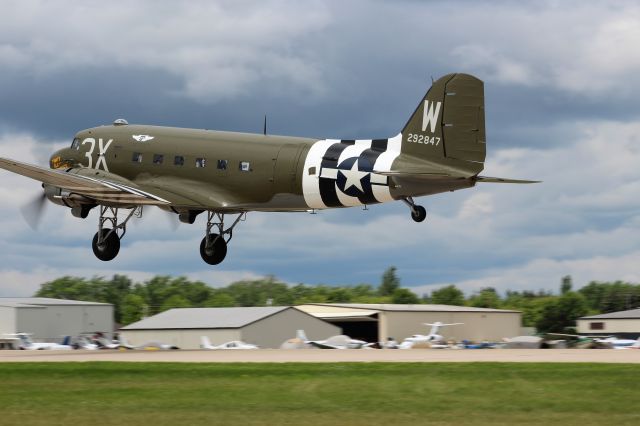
[92,229,120,261]
[411,205,427,222]
[200,233,227,265]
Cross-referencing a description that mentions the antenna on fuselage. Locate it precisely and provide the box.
[263,114,267,136]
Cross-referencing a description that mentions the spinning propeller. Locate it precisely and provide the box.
[20,190,48,230]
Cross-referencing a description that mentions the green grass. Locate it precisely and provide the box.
[0,363,639,425]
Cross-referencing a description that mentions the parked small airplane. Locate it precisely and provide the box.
[297,330,369,349]
[545,333,634,349]
[594,336,640,349]
[7,333,73,350]
[0,73,536,265]
[200,336,258,350]
[118,336,179,350]
[73,336,99,350]
[399,322,463,349]
[94,336,120,349]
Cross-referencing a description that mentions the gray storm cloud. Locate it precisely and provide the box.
[0,0,639,295]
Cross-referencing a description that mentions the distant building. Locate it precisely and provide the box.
[296,303,522,342]
[577,308,640,339]
[0,297,114,346]
[119,306,340,349]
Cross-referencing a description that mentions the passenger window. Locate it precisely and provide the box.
[132,152,143,163]
[153,154,164,165]
[174,155,184,166]
[71,138,81,150]
[196,157,206,168]
[217,160,228,170]
[239,161,250,172]
[308,166,316,175]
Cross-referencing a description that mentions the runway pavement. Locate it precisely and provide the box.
[1,349,639,363]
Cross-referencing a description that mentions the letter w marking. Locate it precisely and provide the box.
[421,100,442,133]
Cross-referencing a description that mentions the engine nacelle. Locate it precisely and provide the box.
[44,184,95,212]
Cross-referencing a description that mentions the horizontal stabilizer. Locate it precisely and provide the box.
[372,170,454,178]
[475,176,540,184]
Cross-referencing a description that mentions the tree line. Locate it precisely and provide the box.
[34,268,640,333]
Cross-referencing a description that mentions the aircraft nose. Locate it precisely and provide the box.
[49,150,63,169]
[49,148,70,169]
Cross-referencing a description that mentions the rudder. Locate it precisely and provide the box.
[401,73,486,172]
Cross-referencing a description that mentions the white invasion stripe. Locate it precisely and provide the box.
[71,174,121,190]
[319,168,338,179]
[302,139,336,209]
[370,173,388,185]
[70,174,169,203]
[336,185,361,207]
[108,182,169,203]
[337,140,371,164]
[372,133,402,203]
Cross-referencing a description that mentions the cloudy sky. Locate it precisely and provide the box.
[1,0,639,297]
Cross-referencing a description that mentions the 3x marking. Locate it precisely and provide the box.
[82,138,113,171]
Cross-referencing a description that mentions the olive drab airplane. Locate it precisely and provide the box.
[0,73,536,265]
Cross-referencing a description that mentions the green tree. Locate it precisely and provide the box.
[468,287,501,308]
[535,292,588,333]
[430,285,465,306]
[378,267,400,296]
[36,276,92,300]
[121,294,146,325]
[391,288,420,304]
[160,294,191,312]
[203,292,236,307]
[327,288,353,303]
[578,281,640,313]
[561,276,572,295]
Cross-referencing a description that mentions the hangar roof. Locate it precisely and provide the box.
[0,297,111,308]
[580,308,640,320]
[121,306,295,330]
[303,303,520,313]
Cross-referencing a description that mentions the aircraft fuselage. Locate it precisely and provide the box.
[50,123,474,213]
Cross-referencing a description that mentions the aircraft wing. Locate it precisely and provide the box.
[0,158,170,206]
[306,341,341,349]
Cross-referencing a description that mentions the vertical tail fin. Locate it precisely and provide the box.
[296,330,308,341]
[401,73,486,175]
[200,335,213,349]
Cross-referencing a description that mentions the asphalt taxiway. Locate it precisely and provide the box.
[1,349,638,363]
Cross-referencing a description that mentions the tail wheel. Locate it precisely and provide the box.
[200,233,227,265]
[92,228,120,261]
[411,205,427,222]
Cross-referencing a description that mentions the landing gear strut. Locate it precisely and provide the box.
[200,211,245,265]
[92,206,142,261]
[402,197,427,223]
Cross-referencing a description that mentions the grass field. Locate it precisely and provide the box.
[1,363,639,425]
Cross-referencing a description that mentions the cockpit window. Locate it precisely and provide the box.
[71,138,81,150]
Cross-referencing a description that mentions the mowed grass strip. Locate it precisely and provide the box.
[0,362,639,426]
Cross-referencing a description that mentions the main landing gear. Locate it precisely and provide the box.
[92,206,141,261]
[402,197,427,223]
[199,211,246,265]
[88,206,244,265]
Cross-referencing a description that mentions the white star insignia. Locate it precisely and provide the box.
[340,161,368,192]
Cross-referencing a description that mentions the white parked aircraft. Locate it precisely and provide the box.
[200,336,258,350]
[595,336,640,349]
[119,336,179,350]
[95,336,120,349]
[399,322,463,349]
[74,336,99,350]
[7,333,73,350]
[297,330,369,349]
